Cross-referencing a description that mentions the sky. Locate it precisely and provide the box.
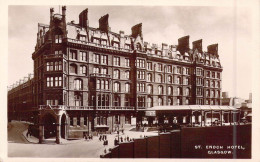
[8,5,252,99]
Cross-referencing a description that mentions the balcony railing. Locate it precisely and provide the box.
[39,105,66,110]
[39,105,134,111]
[96,106,135,110]
[67,106,94,110]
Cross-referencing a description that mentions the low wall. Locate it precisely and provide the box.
[102,124,251,159]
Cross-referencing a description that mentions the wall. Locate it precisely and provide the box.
[102,124,251,159]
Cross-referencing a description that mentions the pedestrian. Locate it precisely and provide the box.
[103,140,106,147]
[99,135,102,141]
[104,148,107,154]
[127,136,129,141]
[120,136,123,142]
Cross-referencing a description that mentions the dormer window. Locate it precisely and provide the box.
[125,44,130,49]
[93,38,99,44]
[101,40,107,45]
[136,43,142,51]
[113,42,119,48]
[79,35,86,41]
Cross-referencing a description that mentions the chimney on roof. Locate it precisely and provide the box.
[62,6,66,20]
[99,14,110,32]
[177,35,190,54]
[131,23,142,38]
[50,8,54,21]
[192,39,203,53]
[79,8,89,28]
[207,44,218,56]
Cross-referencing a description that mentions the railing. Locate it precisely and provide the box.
[39,105,135,110]
[96,106,135,110]
[39,105,66,110]
[67,106,94,110]
[44,54,67,59]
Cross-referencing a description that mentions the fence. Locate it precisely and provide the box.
[101,124,251,158]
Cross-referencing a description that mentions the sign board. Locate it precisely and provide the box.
[145,110,156,117]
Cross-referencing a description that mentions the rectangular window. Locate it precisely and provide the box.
[217,73,220,79]
[137,59,145,68]
[114,57,120,66]
[101,55,108,65]
[55,35,62,43]
[125,44,130,49]
[206,71,210,78]
[147,62,152,70]
[80,51,87,61]
[55,62,59,71]
[58,61,62,70]
[137,71,145,79]
[93,54,100,63]
[101,68,107,75]
[70,50,77,60]
[80,35,86,41]
[55,50,62,55]
[47,77,53,87]
[212,72,215,78]
[125,58,130,67]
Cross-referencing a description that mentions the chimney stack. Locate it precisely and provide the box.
[62,6,66,16]
[99,14,110,32]
[207,44,218,56]
[131,23,142,38]
[177,35,190,54]
[79,8,89,28]
[192,39,203,53]
[50,8,54,21]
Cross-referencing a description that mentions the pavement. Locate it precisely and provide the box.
[8,120,158,158]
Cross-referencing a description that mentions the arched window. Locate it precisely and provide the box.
[101,80,105,89]
[105,80,109,90]
[158,74,163,83]
[158,85,163,95]
[114,69,120,79]
[186,88,190,96]
[185,78,189,85]
[147,84,153,94]
[74,79,82,90]
[114,96,120,106]
[125,71,130,79]
[168,86,173,95]
[96,79,100,89]
[206,90,210,97]
[168,75,172,83]
[114,82,120,92]
[185,99,189,105]
[177,77,181,84]
[80,65,87,75]
[125,83,130,93]
[70,64,77,74]
[136,43,142,51]
[147,97,153,108]
[177,87,182,95]
[147,73,152,82]
[177,98,182,105]
[168,98,173,105]
[74,92,82,106]
[158,98,163,106]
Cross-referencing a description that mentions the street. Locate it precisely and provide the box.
[8,121,157,157]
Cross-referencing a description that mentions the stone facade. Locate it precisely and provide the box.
[8,6,223,141]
